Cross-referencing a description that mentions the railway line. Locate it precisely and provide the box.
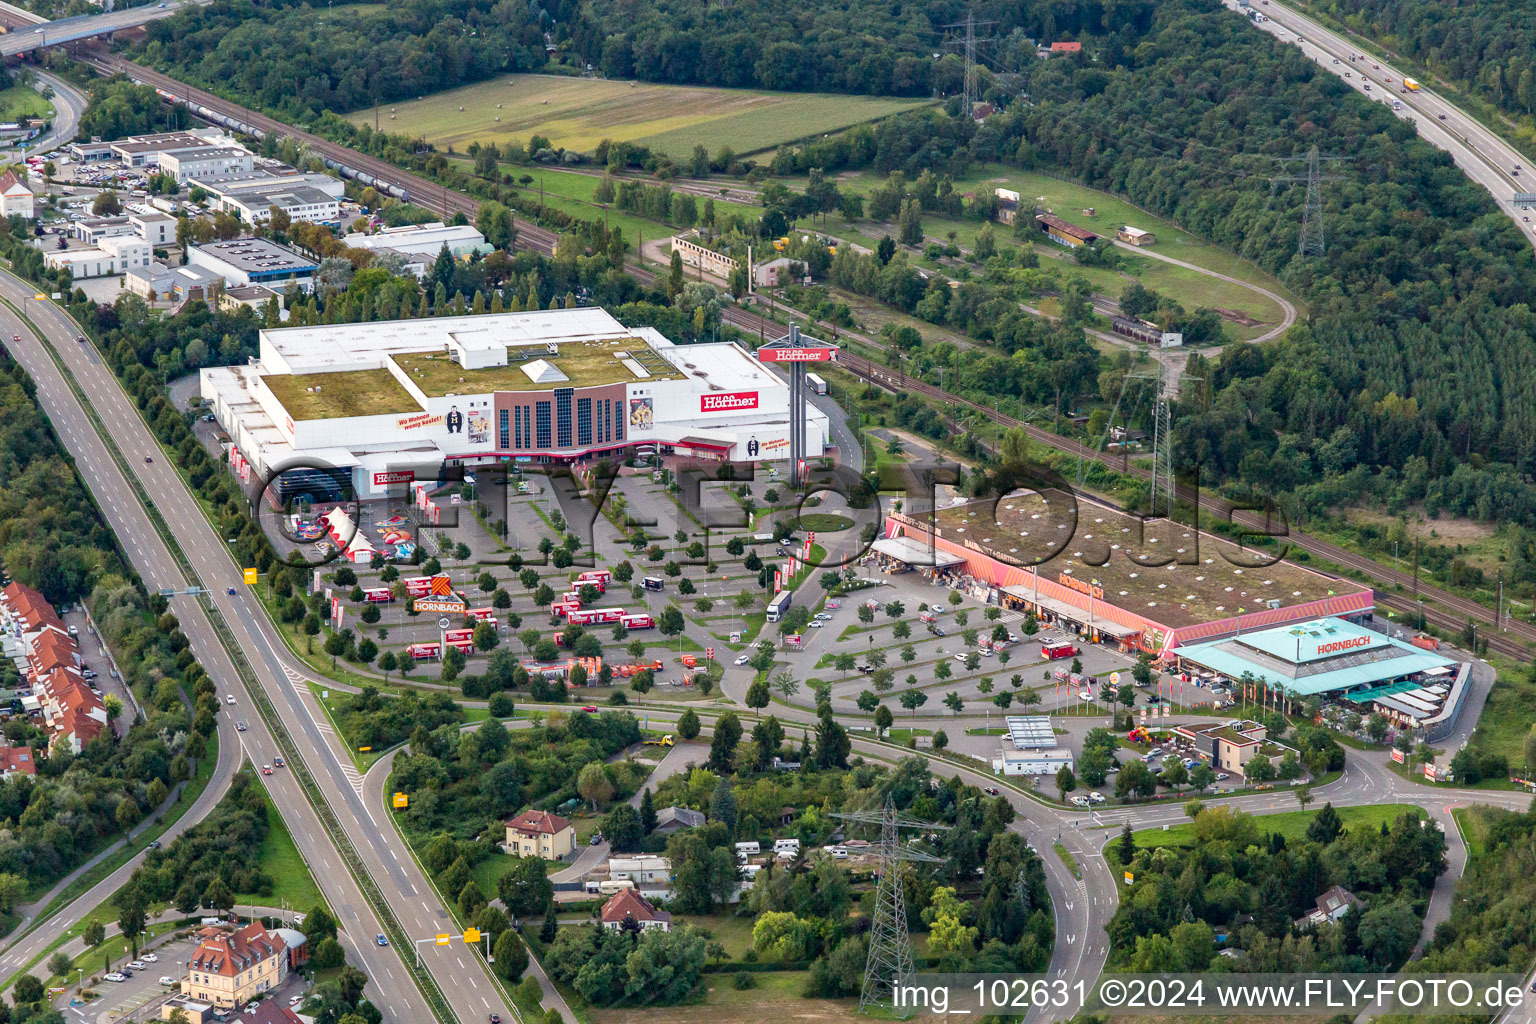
[64,51,1532,659]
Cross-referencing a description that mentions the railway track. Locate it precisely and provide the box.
[69,51,1531,657]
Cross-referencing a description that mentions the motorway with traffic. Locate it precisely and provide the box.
[0,5,1529,1018]
[1240,0,1536,241]
[0,278,519,1021]
[0,0,213,58]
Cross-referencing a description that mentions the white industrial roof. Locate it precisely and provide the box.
[259,307,638,375]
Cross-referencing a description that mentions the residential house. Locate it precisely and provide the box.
[503,809,575,859]
[653,806,703,834]
[0,170,32,219]
[182,922,291,1008]
[599,888,671,932]
[1296,885,1359,928]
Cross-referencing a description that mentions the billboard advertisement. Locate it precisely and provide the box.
[756,346,838,363]
[373,470,414,486]
[628,396,654,431]
[701,391,759,413]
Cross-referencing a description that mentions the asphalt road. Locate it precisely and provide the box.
[27,69,87,154]
[1239,0,1536,244]
[0,278,510,1022]
[0,0,215,57]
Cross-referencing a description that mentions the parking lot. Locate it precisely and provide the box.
[90,938,188,1024]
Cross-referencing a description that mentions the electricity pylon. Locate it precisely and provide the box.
[1269,146,1346,257]
[831,798,949,1014]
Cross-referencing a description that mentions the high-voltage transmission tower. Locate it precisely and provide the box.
[1269,146,1346,257]
[943,12,997,111]
[831,798,949,1014]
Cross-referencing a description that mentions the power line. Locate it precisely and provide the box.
[831,798,949,1014]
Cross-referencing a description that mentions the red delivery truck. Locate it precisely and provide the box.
[1041,642,1080,660]
[578,569,612,584]
[446,639,474,653]
[621,613,654,630]
[444,628,475,643]
[404,577,433,596]
[468,607,495,620]
[406,642,441,660]
[363,588,394,602]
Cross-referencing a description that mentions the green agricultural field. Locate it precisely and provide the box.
[351,75,931,159]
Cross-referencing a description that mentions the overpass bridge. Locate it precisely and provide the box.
[0,0,210,59]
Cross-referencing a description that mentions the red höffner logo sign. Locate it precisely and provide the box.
[700,392,759,413]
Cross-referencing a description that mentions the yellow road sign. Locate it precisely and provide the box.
[243,567,258,585]
[32,293,43,300]
[435,934,451,945]
[463,928,481,944]
[392,792,408,809]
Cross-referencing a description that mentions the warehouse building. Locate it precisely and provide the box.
[200,307,830,503]
[880,493,1374,659]
[341,222,490,261]
[993,748,1074,776]
[187,238,317,291]
[1036,213,1097,248]
[1172,616,1458,707]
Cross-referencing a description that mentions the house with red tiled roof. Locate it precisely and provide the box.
[0,171,33,219]
[600,888,671,932]
[1,582,107,753]
[0,746,36,777]
[183,922,291,1008]
[1049,41,1082,54]
[504,809,575,860]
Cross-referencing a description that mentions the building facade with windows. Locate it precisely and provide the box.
[199,308,831,503]
[182,923,290,1008]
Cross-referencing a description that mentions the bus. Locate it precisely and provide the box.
[642,576,665,591]
[766,590,793,623]
[806,372,827,396]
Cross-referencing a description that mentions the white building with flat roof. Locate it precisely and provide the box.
[187,238,316,290]
[199,307,831,504]
[43,234,151,278]
[158,146,254,183]
[342,222,490,260]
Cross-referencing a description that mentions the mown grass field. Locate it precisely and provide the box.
[351,75,931,158]
[0,85,49,123]
[836,162,1301,336]
[1134,803,1424,849]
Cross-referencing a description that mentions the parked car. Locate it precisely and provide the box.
[1088,792,1105,804]
[147,840,160,849]
[105,973,126,983]
[159,976,177,986]
[1216,773,1229,781]
[983,786,1000,796]
[142,953,158,963]
[129,961,146,970]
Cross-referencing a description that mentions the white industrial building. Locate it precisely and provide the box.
[193,169,345,227]
[199,307,831,504]
[187,238,316,291]
[158,146,254,182]
[43,234,152,279]
[341,222,490,261]
[992,748,1074,777]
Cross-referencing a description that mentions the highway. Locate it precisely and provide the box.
[1238,0,1536,242]
[0,278,516,1022]
[0,0,214,58]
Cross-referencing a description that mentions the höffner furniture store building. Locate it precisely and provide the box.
[200,307,830,500]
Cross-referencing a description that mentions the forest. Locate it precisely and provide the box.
[129,0,551,118]
[1111,804,1445,973]
[1298,0,1536,122]
[0,350,127,606]
[1415,805,1536,977]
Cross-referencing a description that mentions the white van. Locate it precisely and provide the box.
[735,841,760,856]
